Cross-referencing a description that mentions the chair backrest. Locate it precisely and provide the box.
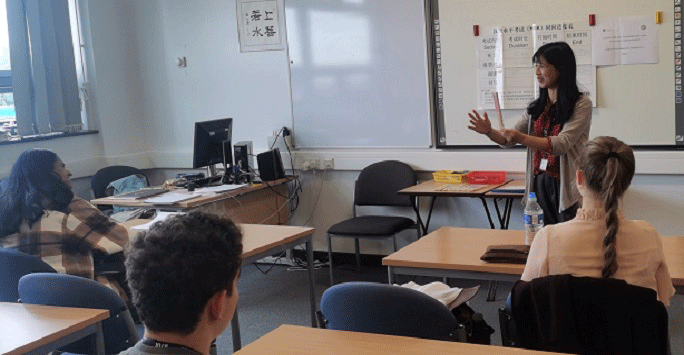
[510,274,668,354]
[0,248,56,302]
[91,165,148,199]
[354,160,416,207]
[19,273,140,354]
[320,282,456,340]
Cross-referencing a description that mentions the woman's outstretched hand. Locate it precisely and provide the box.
[467,110,492,135]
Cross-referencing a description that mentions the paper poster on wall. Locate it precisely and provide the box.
[532,22,596,106]
[236,0,286,52]
[477,22,594,110]
[477,26,535,110]
[592,16,659,65]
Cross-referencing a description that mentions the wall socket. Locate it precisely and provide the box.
[298,158,334,170]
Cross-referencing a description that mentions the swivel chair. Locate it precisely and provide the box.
[19,273,141,354]
[0,248,56,302]
[319,282,459,341]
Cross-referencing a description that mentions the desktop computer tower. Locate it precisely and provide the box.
[257,148,286,181]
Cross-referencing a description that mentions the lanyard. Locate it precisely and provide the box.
[142,337,203,355]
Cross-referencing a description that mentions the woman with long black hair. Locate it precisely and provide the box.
[468,41,592,224]
[0,149,129,286]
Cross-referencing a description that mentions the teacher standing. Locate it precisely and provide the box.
[468,42,592,225]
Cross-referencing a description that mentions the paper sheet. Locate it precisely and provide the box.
[592,16,659,66]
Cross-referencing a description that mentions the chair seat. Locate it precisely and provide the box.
[328,216,414,237]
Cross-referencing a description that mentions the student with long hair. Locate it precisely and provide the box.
[468,42,592,224]
[0,149,130,286]
[521,136,675,306]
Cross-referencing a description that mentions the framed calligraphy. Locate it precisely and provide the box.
[236,0,286,52]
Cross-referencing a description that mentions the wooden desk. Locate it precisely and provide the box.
[398,180,515,232]
[92,177,294,225]
[0,302,109,355]
[383,227,684,295]
[234,324,560,354]
[125,220,316,352]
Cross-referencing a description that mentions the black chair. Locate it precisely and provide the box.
[91,165,148,199]
[326,160,420,285]
[319,282,460,341]
[19,273,141,354]
[500,274,669,354]
[0,248,56,302]
[91,165,148,212]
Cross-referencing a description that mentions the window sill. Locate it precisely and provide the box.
[0,130,99,146]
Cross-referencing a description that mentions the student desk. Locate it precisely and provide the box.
[0,302,109,355]
[383,227,684,295]
[398,179,524,232]
[92,177,294,225]
[125,221,316,352]
[233,324,561,354]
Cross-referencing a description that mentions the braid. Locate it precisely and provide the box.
[601,159,620,278]
[578,136,635,279]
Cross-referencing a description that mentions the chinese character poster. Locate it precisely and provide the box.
[237,0,286,52]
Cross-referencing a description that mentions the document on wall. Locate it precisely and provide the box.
[592,16,659,66]
[476,22,593,110]
[531,22,597,107]
[533,22,592,65]
[236,0,286,52]
[477,26,535,110]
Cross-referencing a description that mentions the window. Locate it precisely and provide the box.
[2,0,87,139]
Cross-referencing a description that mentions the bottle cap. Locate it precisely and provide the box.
[528,192,536,200]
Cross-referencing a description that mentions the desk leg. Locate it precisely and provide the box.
[387,266,394,284]
[504,198,514,229]
[487,281,498,302]
[493,197,505,229]
[423,197,437,234]
[95,322,105,355]
[307,239,316,327]
[231,309,242,351]
[479,197,496,229]
[413,198,426,237]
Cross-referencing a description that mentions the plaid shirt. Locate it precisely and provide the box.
[1,197,130,280]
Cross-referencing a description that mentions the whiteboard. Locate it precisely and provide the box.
[434,0,678,147]
[285,0,432,148]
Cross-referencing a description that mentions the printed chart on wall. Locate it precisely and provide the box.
[475,23,596,111]
[432,0,678,148]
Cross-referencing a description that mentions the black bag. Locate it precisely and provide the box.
[451,303,495,344]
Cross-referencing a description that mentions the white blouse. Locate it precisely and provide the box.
[521,208,675,306]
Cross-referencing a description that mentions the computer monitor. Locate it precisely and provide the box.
[193,118,233,177]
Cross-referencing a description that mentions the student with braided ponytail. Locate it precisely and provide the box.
[521,136,675,306]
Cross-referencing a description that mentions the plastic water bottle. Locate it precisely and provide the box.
[524,192,544,245]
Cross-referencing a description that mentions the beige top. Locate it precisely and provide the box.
[521,208,676,306]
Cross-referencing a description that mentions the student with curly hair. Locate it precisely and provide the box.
[0,149,129,286]
[120,211,243,355]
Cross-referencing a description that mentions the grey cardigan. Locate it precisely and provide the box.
[503,96,592,213]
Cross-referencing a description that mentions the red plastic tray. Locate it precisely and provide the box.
[467,171,507,185]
